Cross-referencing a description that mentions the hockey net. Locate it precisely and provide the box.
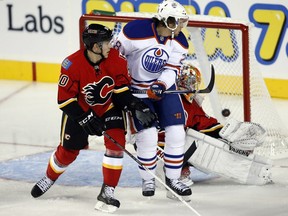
[79,12,288,159]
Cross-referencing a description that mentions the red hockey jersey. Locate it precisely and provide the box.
[58,48,131,117]
[182,95,219,130]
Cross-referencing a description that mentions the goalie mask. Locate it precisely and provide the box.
[155,0,189,32]
[177,63,201,103]
[82,24,113,50]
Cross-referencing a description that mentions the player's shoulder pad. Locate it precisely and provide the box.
[107,48,127,61]
[123,19,154,39]
[105,48,128,73]
[174,32,189,49]
[61,50,82,70]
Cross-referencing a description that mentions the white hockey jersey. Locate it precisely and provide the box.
[115,19,188,98]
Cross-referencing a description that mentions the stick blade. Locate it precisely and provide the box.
[198,64,215,93]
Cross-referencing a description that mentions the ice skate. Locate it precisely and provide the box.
[95,184,120,213]
[142,178,155,197]
[31,176,55,198]
[166,177,192,202]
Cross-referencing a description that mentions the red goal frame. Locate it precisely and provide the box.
[79,13,251,121]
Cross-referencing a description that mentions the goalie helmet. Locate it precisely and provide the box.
[156,0,189,31]
[177,63,201,103]
[82,24,113,50]
[177,63,201,90]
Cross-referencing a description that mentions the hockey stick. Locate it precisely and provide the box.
[103,132,202,216]
[132,64,215,95]
[183,141,197,164]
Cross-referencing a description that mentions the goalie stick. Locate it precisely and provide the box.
[102,132,202,216]
[132,64,215,95]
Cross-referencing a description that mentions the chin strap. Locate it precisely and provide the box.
[90,41,105,59]
[90,49,104,60]
[164,19,178,39]
[171,31,175,39]
[85,48,104,75]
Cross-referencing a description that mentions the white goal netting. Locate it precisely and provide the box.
[81,12,288,159]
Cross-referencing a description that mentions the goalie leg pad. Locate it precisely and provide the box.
[186,129,272,185]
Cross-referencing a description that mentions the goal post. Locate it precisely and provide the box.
[79,12,288,159]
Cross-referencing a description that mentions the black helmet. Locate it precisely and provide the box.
[82,24,113,49]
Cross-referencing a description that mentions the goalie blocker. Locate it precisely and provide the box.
[185,126,272,185]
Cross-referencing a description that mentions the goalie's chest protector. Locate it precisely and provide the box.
[118,19,188,88]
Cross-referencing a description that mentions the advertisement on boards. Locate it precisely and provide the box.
[0,0,81,63]
[0,0,287,81]
[81,0,287,79]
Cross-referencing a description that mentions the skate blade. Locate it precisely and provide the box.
[166,191,191,202]
[95,200,118,213]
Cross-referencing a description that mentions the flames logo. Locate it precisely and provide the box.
[82,76,114,106]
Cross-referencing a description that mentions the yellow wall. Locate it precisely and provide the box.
[0,60,60,83]
[0,60,33,81]
[36,62,60,83]
[264,78,288,99]
[0,59,287,99]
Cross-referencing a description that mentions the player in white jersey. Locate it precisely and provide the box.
[114,0,192,199]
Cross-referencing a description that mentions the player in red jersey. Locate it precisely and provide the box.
[31,24,156,213]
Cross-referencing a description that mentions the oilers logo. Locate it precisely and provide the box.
[142,48,169,73]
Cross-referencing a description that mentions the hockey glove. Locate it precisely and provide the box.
[76,109,106,136]
[132,102,157,128]
[147,81,166,100]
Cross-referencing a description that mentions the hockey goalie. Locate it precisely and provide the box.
[157,63,272,186]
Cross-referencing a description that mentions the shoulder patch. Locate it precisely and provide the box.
[62,58,72,70]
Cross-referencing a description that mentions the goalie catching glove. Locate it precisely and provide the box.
[219,118,266,151]
[76,109,106,136]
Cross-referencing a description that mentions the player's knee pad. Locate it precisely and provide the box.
[54,144,80,165]
[104,128,126,152]
[165,125,185,150]
[135,127,158,152]
[47,144,80,179]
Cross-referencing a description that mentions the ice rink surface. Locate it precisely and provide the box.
[0,80,288,216]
